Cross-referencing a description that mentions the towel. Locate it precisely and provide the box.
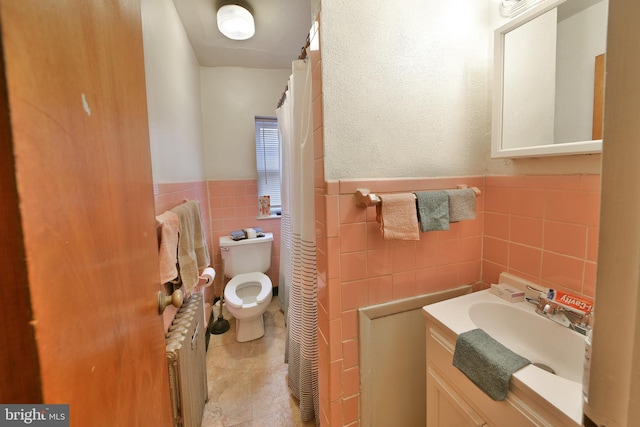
[230,230,246,241]
[170,200,211,293]
[446,188,477,222]
[453,329,531,401]
[156,211,180,284]
[230,227,265,240]
[415,191,450,232]
[376,193,420,240]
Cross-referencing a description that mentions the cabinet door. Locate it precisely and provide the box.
[427,367,487,427]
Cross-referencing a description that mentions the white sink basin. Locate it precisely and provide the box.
[468,301,585,382]
[423,289,586,424]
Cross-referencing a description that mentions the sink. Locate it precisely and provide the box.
[468,301,585,383]
[424,287,586,424]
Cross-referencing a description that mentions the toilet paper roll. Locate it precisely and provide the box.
[200,267,216,287]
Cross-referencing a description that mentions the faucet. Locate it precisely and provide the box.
[534,296,594,335]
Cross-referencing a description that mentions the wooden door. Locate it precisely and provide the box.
[0,1,173,425]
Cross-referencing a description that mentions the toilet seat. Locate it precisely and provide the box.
[224,272,272,309]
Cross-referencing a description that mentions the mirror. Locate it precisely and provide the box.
[492,0,608,158]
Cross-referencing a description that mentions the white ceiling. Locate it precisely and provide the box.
[172,0,313,69]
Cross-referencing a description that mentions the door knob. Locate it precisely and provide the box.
[158,289,184,314]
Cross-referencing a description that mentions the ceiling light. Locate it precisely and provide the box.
[217,4,255,41]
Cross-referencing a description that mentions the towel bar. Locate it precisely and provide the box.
[355,186,481,208]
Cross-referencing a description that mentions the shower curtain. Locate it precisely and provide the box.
[277,58,319,425]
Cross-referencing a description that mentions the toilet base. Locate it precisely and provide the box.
[235,313,266,342]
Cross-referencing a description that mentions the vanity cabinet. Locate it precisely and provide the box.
[428,366,488,426]
[425,316,579,427]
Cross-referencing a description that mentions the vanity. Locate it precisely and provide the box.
[422,274,584,426]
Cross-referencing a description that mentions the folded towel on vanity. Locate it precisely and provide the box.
[376,193,420,240]
[170,200,211,293]
[415,191,450,232]
[446,188,477,222]
[156,211,180,284]
[453,328,531,401]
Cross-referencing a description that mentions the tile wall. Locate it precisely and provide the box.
[482,174,600,298]
[154,166,601,427]
[310,14,600,427]
[314,173,600,426]
[317,177,485,427]
[207,179,281,296]
[154,181,212,331]
[154,180,281,299]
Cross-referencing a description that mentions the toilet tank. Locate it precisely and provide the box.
[219,233,273,278]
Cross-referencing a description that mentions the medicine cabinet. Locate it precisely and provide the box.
[491,0,608,158]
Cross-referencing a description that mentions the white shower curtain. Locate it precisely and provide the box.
[277,58,319,425]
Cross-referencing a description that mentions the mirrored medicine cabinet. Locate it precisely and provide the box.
[491,0,608,158]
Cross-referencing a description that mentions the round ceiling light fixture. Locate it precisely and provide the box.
[216,4,255,40]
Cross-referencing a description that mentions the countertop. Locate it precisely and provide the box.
[423,289,583,425]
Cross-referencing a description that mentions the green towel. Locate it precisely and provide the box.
[452,329,531,401]
[415,191,450,232]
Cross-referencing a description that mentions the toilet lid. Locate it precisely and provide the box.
[224,272,272,308]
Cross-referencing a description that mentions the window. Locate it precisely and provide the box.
[255,116,281,215]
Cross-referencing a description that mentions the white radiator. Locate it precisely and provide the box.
[166,293,208,427]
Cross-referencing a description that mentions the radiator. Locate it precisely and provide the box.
[166,293,208,427]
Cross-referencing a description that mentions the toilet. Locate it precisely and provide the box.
[220,232,273,342]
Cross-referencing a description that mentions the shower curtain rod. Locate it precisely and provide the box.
[277,37,311,109]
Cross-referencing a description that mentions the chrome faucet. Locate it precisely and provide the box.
[534,297,593,335]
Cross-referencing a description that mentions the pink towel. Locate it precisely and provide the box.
[156,211,180,284]
[377,193,420,240]
[170,200,211,293]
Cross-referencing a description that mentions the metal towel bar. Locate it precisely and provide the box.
[354,185,481,207]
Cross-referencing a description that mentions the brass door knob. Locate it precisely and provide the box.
[158,289,184,314]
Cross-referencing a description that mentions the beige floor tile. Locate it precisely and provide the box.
[250,364,290,403]
[201,298,317,427]
[249,334,286,371]
[247,410,297,427]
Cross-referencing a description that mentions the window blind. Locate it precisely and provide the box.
[255,116,281,212]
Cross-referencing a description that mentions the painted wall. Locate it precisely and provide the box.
[141,1,293,184]
[196,66,291,294]
[141,1,291,324]
[142,0,213,330]
[320,0,490,180]
[141,0,206,183]
[141,1,609,425]
[315,2,603,425]
[200,67,292,180]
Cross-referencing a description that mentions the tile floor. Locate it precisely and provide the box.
[201,298,317,427]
